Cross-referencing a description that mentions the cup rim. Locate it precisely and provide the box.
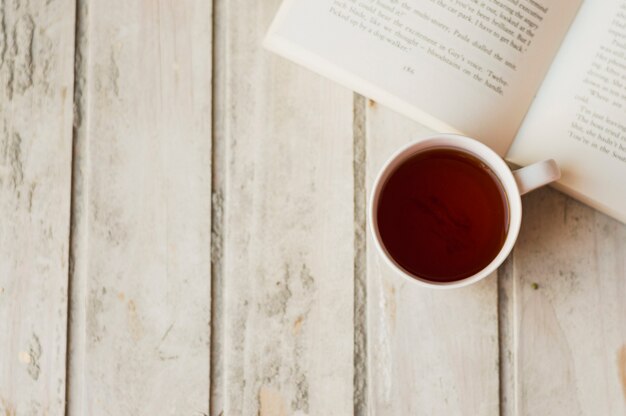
[368,134,522,289]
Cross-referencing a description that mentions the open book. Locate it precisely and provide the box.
[264,0,626,223]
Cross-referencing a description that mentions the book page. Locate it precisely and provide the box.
[265,0,580,155]
[508,0,626,223]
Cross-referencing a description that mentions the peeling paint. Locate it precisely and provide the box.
[618,344,626,401]
[0,396,16,416]
[0,7,35,99]
[127,299,143,341]
[291,368,309,413]
[12,14,33,95]
[259,386,288,416]
[26,333,41,380]
[292,315,304,335]
[8,132,22,188]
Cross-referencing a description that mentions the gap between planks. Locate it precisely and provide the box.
[498,253,516,416]
[353,93,368,416]
[66,0,88,414]
[209,0,227,413]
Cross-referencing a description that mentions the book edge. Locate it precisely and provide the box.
[263,32,465,138]
[550,181,626,225]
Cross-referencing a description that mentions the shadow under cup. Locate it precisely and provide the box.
[374,146,511,284]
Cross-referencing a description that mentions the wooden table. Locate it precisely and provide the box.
[1,1,625,415]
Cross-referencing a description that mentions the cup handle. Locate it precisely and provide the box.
[513,159,561,196]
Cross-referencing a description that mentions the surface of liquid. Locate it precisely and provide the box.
[377,148,509,282]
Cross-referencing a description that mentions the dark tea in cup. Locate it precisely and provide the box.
[376,148,509,282]
[370,135,559,288]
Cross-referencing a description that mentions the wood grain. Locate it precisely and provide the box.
[214,1,355,414]
[503,188,626,416]
[1,2,623,415]
[0,0,75,414]
[365,105,500,415]
[66,1,212,415]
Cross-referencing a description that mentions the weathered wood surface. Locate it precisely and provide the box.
[0,2,625,415]
[213,1,355,414]
[365,104,500,415]
[502,188,626,416]
[66,1,212,415]
[0,0,75,414]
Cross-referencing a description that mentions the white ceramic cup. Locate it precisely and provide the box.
[369,134,561,289]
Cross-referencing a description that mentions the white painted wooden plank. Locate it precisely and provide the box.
[215,1,355,414]
[67,1,212,415]
[505,189,626,416]
[0,0,75,414]
[365,104,500,415]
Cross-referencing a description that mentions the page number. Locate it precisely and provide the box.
[402,65,415,75]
